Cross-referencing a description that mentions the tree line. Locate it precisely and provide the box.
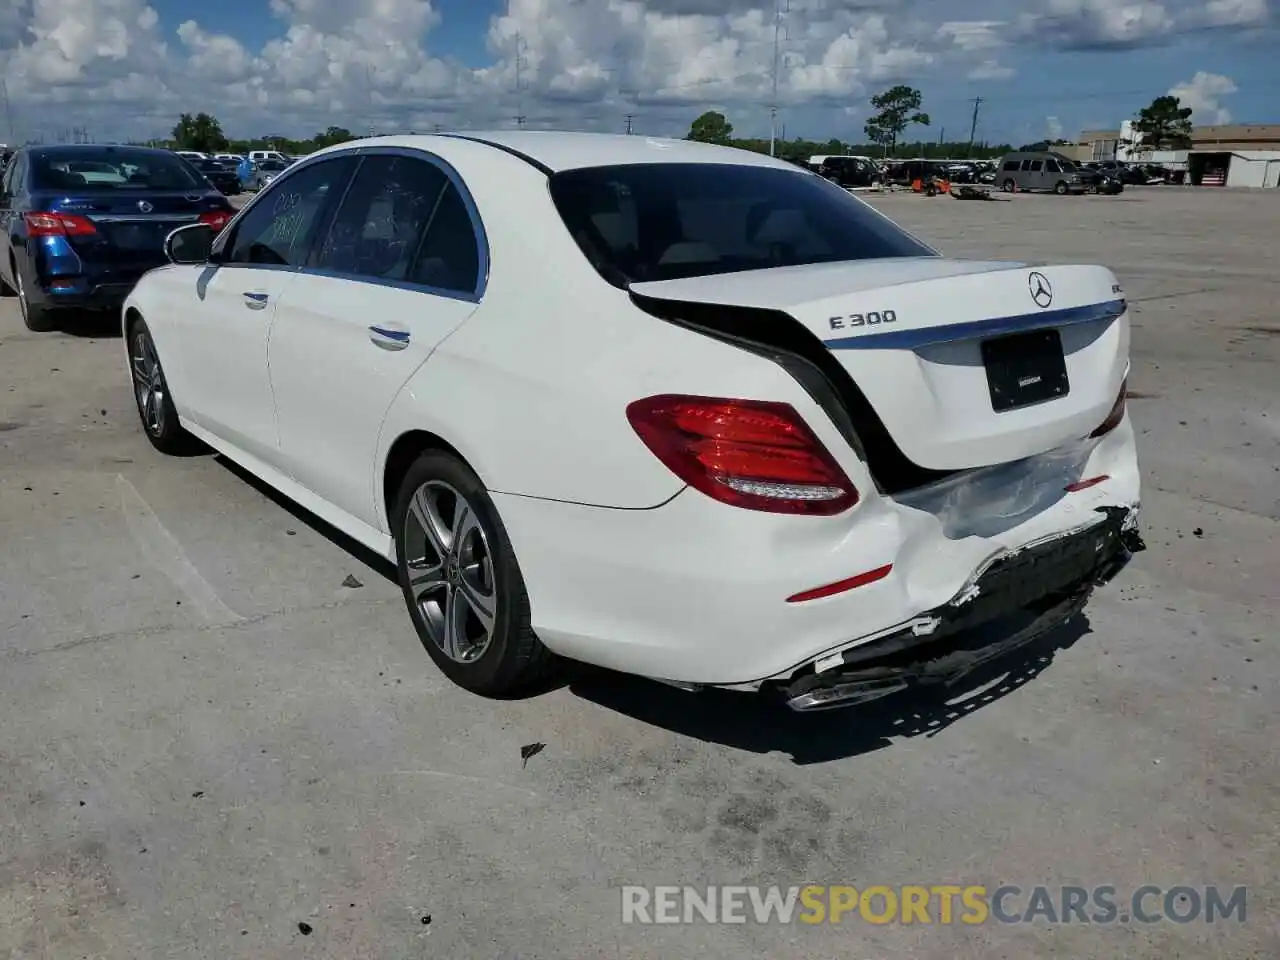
[160,87,1198,160]
[689,86,1201,161]
[160,112,362,154]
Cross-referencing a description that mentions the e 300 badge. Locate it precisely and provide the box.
[827,310,897,331]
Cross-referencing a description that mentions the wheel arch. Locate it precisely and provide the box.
[381,429,474,528]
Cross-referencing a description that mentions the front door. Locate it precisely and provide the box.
[167,155,356,466]
[267,152,485,530]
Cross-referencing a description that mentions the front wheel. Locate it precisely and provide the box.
[1054,181,1069,195]
[393,450,554,696]
[1002,179,1015,193]
[128,318,199,454]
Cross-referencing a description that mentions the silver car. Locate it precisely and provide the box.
[245,159,291,191]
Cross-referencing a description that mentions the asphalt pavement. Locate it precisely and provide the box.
[1,186,1277,958]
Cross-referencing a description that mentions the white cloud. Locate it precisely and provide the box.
[1168,70,1238,124]
[0,0,1265,142]
[1046,115,1064,138]
[1202,0,1269,27]
[968,59,1015,80]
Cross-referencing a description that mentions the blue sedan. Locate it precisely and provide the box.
[0,144,236,331]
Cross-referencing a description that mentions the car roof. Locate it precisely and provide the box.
[315,131,800,174]
[28,144,174,158]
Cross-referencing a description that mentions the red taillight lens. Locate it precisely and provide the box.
[1090,378,1128,438]
[24,212,97,236]
[625,394,859,515]
[199,210,233,232]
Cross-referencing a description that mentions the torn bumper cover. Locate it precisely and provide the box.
[779,505,1145,711]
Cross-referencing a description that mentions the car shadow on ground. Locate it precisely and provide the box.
[213,454,399,583]
[564,615,1092,765]
[56,310,124,338]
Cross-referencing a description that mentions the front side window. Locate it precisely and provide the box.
[224,157,355,267]
[30,148,205,191]
[1003,160,1020,171]
[1028,160,1044,171]
[549,162,934,286]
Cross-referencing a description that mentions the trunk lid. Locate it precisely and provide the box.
[36,190,226,270]
[629,257,1128,472]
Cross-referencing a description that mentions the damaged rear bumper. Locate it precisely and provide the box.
[777,505,1145,711]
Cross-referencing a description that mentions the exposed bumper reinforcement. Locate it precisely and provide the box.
[780,505,1143,712]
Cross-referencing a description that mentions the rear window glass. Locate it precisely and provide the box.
[548,162,935,286]
[31,149,205,191]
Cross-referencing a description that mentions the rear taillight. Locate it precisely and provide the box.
[24,212,97,237]
[1090,378,1128,438]
[199,210,233,232]
[625,394,859,515]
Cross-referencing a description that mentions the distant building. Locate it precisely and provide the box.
[1071,123,1280,187]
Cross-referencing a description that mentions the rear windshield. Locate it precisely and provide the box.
[30,149,205,191]
[548,162,935,286]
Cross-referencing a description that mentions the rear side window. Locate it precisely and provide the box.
[549,162,935,286]
[1028,160,1044,171]
[411,181,482,295]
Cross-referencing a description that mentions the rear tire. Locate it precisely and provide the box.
[393,450,554,696]
[128,317,200,454]
[14,262,57,332]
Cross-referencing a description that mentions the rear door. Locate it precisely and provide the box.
[168,155,357,464]
[266,151,484,529]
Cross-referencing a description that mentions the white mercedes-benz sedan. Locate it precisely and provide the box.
[122,131,1143,710]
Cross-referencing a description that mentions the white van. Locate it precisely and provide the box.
[248,150,289,164]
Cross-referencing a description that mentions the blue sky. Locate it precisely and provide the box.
[1,0,1275,146]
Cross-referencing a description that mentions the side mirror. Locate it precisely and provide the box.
[165,223,215,265]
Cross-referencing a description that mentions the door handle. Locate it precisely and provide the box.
[369,325,410,351]
[242,291,269,309]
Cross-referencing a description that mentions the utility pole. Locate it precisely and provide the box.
[624,114,633,134]
[768,0,789,157]
[0,78,15,144]
[967,97,983,157]
[513,31,528,128]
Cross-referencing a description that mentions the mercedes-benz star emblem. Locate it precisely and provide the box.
[137,200,153,213]
[1028,271,1053,309]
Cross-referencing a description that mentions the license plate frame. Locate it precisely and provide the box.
[981,328,1069,412]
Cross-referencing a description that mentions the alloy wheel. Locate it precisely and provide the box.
[130,331,166,435]
[402,480,498,663]
[15,267,28,322]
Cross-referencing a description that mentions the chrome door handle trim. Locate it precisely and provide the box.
[369,325,410,350]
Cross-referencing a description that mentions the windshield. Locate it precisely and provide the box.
[31,148,206,191]
[549,162,935,286]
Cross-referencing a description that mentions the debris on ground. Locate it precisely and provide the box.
[297,922,313,935]
[341,574,363,588]
[950,184,1008,201]
[520,742,545,768]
